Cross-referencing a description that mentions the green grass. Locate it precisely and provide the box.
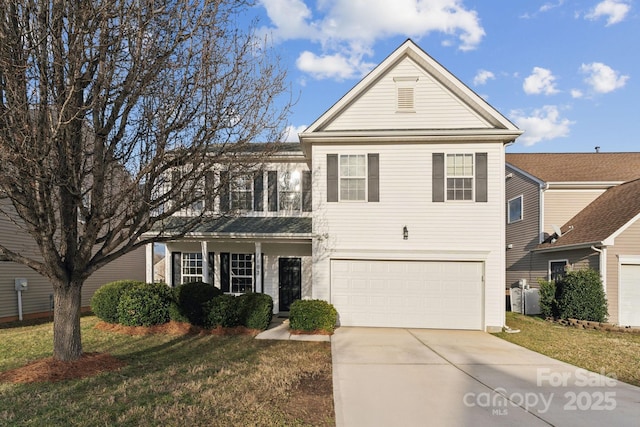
[494,312,640,387]
[0,316,333,426]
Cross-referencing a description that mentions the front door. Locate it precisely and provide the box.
[279,258,302,311]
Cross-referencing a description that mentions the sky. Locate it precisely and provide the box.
[250,0,638,153]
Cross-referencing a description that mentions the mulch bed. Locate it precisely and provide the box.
[94,320,259,336]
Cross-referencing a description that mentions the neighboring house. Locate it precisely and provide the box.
[0,204,145,322]
[148,39,522,332]
[505,153,640,326]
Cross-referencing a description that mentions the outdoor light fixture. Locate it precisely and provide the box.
[403,226,408,240]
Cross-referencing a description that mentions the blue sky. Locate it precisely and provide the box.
[252,0,637,153]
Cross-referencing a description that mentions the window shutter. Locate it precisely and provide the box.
[219,171,229,212]
[302,170,312,211]
[432,153,444,202]
[220,252,230,293]
[205,171,215,211]
[208,252,215,285]
[268,171,278,211]
[367,154,379,202]
[476,153,488,203]
[171,252,182,287]
[327,154,338,202]
[254,171,264,211]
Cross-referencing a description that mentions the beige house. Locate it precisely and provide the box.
[505,153,640,326]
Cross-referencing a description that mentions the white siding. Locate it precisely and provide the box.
[312,141,506,331]
[323,58,491,131]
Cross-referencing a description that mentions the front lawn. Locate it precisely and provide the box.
[0,316,334,426]
[494,312,640,387]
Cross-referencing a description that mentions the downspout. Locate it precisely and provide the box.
[591,245,607,296]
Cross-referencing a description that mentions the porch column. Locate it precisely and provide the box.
[145,243,154,283]
[201,241,211,284]
[255,242,262,293]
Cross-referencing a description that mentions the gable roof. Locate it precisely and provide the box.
[506,153,640,183]
[300,39,521,145]
[536,178,640,251]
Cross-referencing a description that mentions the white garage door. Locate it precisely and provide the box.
[331,260,483,330]
[620,264,640,327]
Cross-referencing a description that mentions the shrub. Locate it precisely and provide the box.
[91,280,144,323]
[538,279,558,319]
[117,282,174,326]
[174,281,222,325]
[204,294,240,328]
[237,293,273,330]
[555,269,608,322]
[289,299,337,333]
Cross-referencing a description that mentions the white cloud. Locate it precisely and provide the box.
[540,0,565,13]
[585,0,630,26]
[571,89,584,98]
[510,105,573,146]
[296,51,375,80]
[473,69,495,86]
[580,62,629,93]
[523,67,559,95]
[283,124,307,142]
[260,0,485,80]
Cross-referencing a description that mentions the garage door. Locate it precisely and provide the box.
[331,260,483,329]
[620,264,640,327]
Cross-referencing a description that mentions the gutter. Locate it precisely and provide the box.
[532,241,602,253]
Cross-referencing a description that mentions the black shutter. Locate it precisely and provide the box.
[171,252,182,287]
[208,252,215,285]
[219,171,229,212]
[254,171,264,211]
[268,171,278,211]
[302,170,312,212]
[327,154,338,202]
[432,153,445,202]
[368,153,379,202]
[476,153,488,202]
[220,252,230,293]
[205,171,215,211]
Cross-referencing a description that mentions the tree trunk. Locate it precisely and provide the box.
[53,282,83,361]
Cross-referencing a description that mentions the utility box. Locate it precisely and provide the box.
[14,278,28,291]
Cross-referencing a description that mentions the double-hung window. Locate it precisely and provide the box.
[278,170,302,211]
[181,253,203,283]
[446,154,474,201]
[549,260,568,282]
[231,175,253,211]
[340,155,366,201]
[231,253,253,293]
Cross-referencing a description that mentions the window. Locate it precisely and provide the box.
[231,175,253,210]
[549,260,568,282]
[340,155,366,201]
[508,195,523,223]
[231,253,253,293]
[181,253,203,283]
[446,154,474,201]
[279,170,302,211]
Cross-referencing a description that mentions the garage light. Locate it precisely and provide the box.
[403,226,408,240]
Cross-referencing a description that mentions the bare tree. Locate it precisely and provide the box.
[0,0,291,361]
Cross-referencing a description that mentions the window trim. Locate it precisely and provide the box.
[230,253,254,294]
[278,170,303,212]
[181,252,203,283]
[445,153,474,201]
[549,259,569,282]
[508,195,523,224]
[339,154,367,202]
[230,174,254,211]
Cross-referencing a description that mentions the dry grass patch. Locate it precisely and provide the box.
[0,316,333,426]
[495,312,640,387]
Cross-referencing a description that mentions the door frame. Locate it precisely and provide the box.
[278,257,302,312]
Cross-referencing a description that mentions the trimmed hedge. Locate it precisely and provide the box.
[538,279,558,319]
[91,280,144,323]
[174,281,222,325]
[555,269,608,322]
[117,282,175,326]
[289,299,337,333]
[237,293,273,330]
[204,294,240,328]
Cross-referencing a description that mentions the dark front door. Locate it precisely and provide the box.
[279,258,302,312]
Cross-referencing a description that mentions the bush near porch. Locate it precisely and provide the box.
[289,300,338,334]
[539,268,608,322]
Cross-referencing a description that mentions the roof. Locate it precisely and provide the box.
[536,178,640,250]
[152,216,312,236]
[506,153,640,183]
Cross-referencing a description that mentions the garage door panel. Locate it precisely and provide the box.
[620,264,640,327]
[331,260,483,330]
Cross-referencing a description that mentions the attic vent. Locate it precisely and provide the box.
[394,76,419,112]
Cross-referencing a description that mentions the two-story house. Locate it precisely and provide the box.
[149,39,522,332]
[505,153,640,326]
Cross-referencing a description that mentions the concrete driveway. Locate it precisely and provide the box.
[332,327,640,426]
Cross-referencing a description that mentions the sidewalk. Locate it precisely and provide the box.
[255,316,330,342]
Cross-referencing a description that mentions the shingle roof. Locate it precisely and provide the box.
[506,153,640,182]
[536,178,640,250]
[154,216,312,236]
